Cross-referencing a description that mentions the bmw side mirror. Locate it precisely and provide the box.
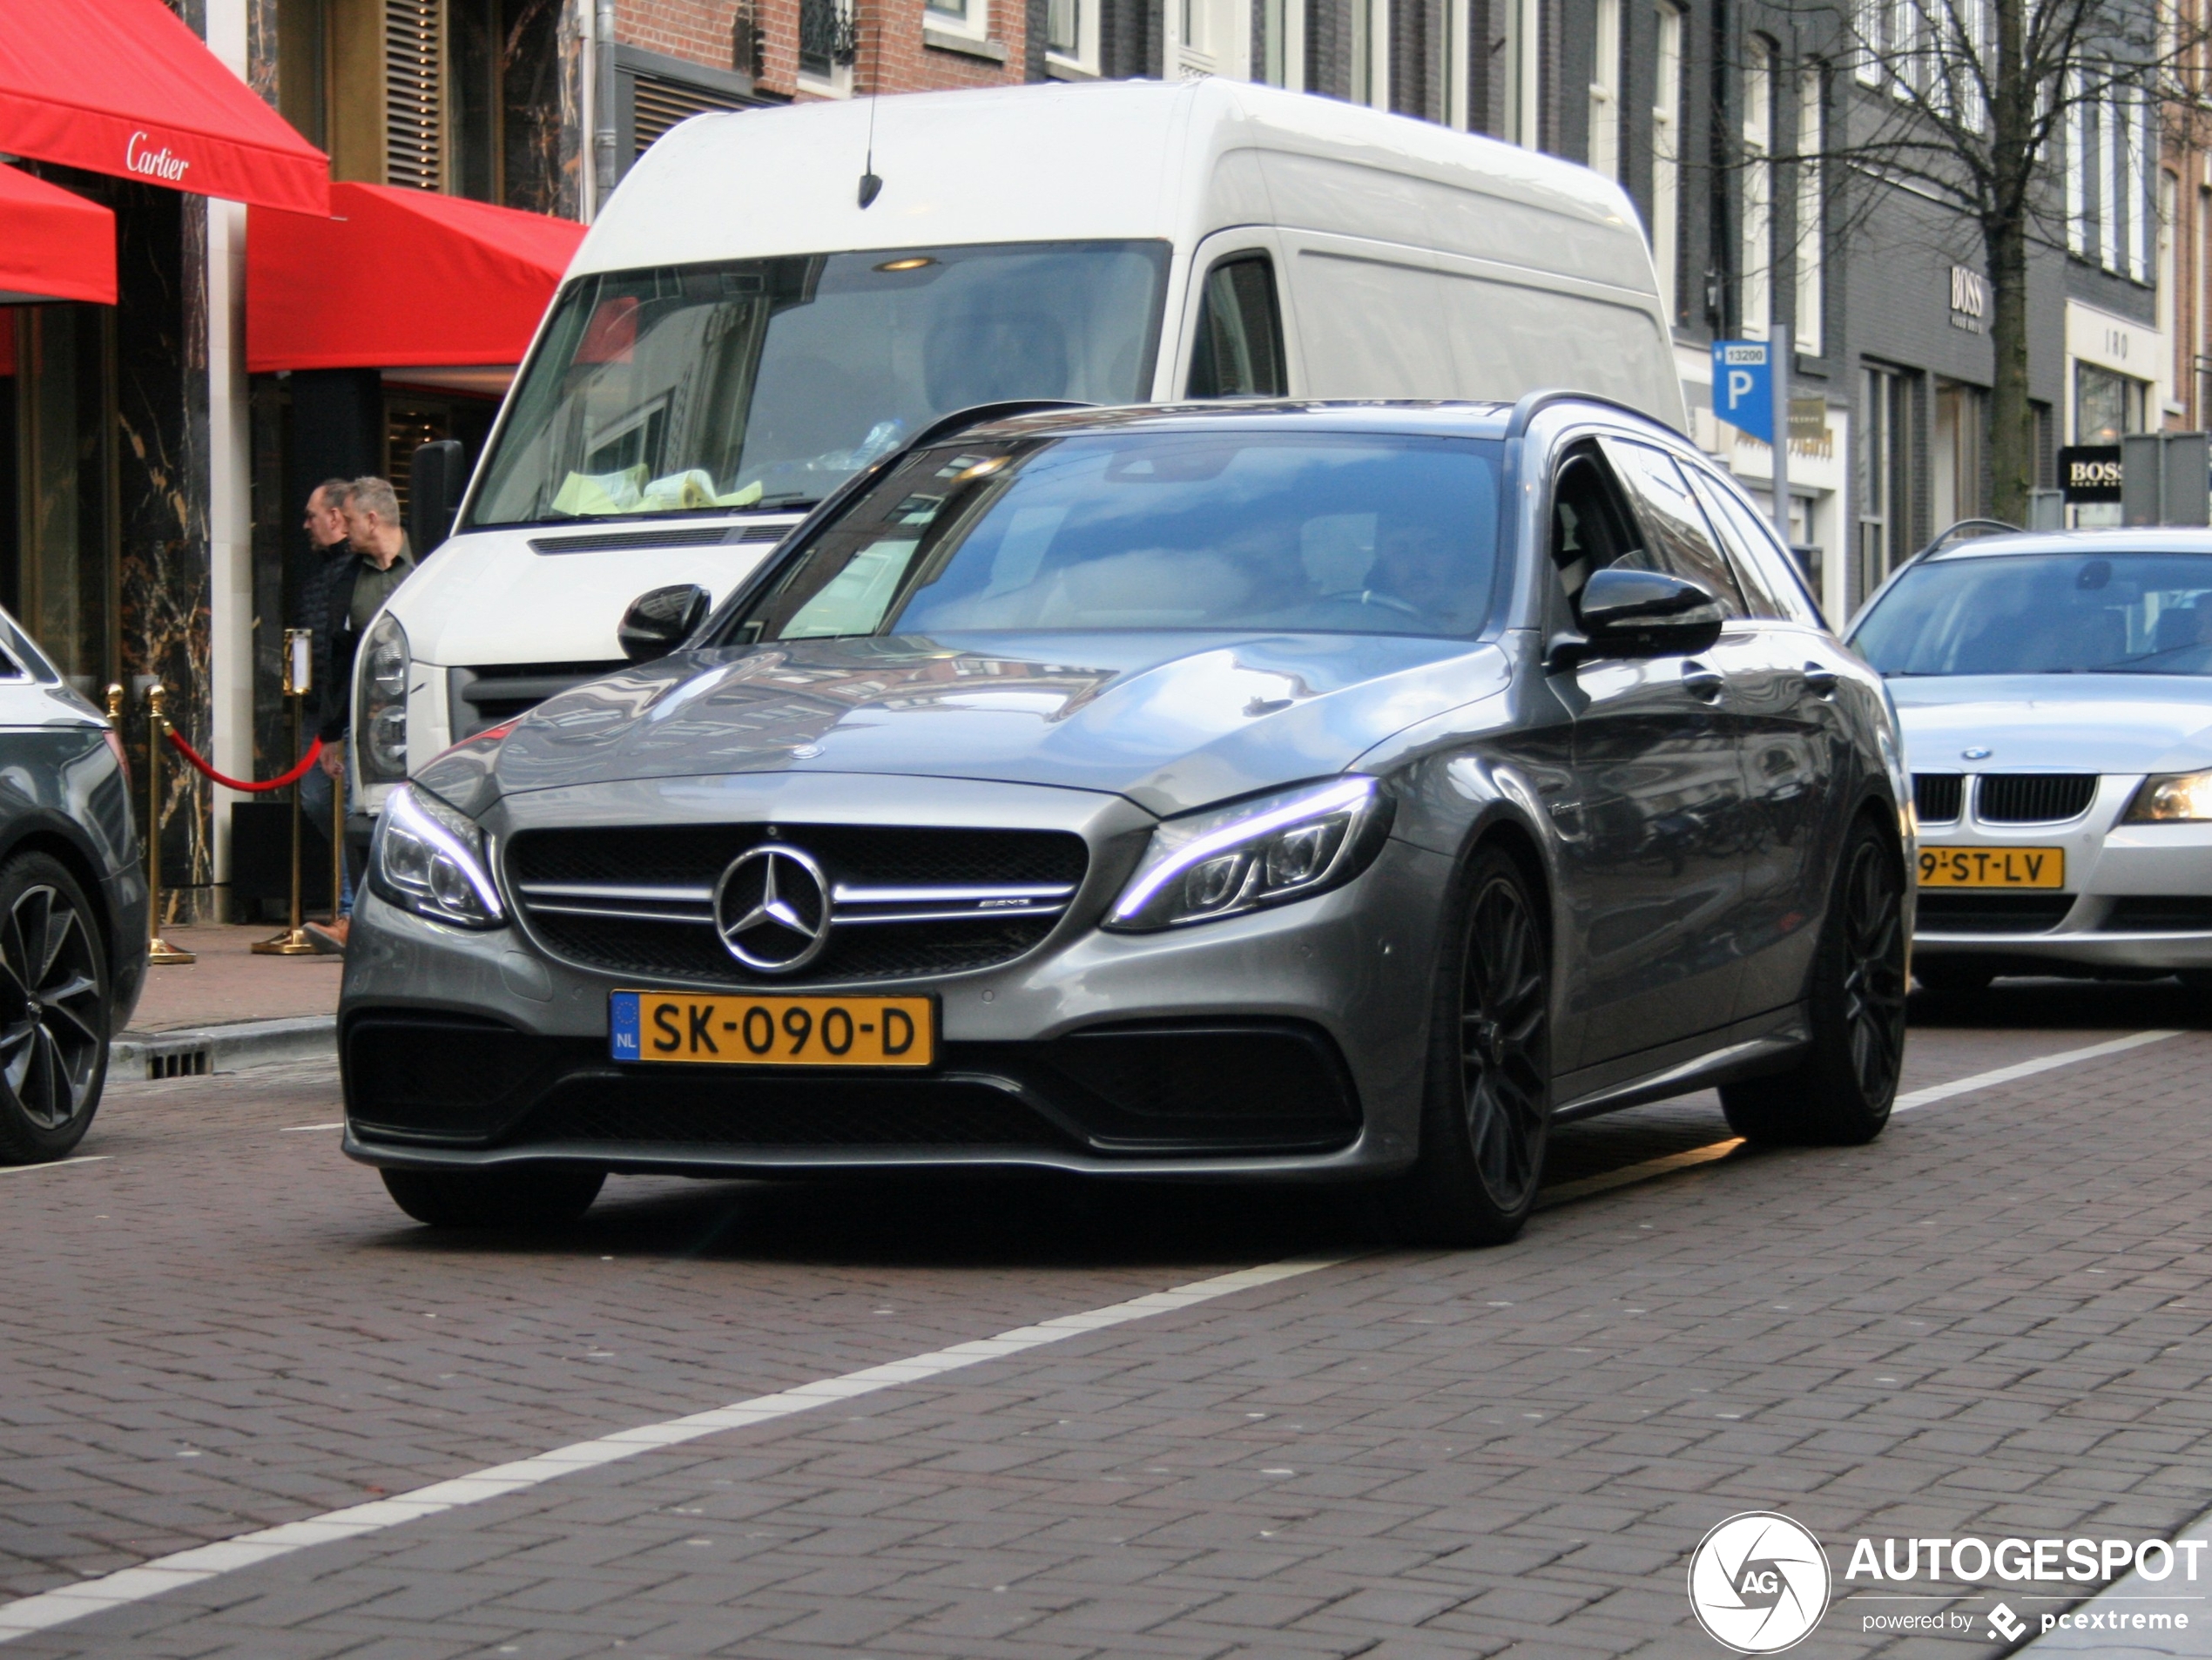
[618,584,711,663]
[1560,568,1724,665]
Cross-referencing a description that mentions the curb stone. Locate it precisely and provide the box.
[111,1016,336,1080]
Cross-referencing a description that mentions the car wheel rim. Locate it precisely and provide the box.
[0,884,102,1131]
[1460,873,1548,1212]
[1839,841,1907,1104]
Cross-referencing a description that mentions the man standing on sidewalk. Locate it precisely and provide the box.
[295,480,354,940]
[305,476,416,953]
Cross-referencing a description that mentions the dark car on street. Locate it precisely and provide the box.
[0,611,146,1163]
[340,395,1912,1244]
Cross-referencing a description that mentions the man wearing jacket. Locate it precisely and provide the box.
[307,476,415,951]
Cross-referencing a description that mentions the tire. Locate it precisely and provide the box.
[0,853,111,1164]
[1915,959,1993,995]
[380,1165,605,1229]
[1393,845,1553,1246]
[1722,816,1908,1146]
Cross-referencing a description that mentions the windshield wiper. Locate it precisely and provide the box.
[753,493,821,511]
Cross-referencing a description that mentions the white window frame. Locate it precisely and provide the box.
[1258,0,1308,88]
[1794,65,1824,356]
[1348,0,1391,107]
[1171,0,1251,79]
[1045,0,1100,74]
[2102,88,2121,273]
[1743,37,1774,338]
[1653,0,1683,318]
[925,0,990,44]
[1588,0,1622,178]
[1855,0,1884,85]
[2066,69,2087,254]
[2132,89,2155,282]
[1501,0,1540,145]
[1443,0,1471,127]
[797,0,857,96]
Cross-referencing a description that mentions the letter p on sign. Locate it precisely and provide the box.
[1711,341,1774,444]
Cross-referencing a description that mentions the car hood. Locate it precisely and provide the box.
[1887,675,2212,775]
[454,631,1511,818]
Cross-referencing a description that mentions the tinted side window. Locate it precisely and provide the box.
[1683,465,1820,624]
[1597,437,1749,617]
[1549,444,1645,606]
[1186,256,1287,398]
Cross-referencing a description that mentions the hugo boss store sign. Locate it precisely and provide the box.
[2060,435,2212,524]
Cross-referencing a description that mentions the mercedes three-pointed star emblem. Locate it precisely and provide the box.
[713,844,832,973]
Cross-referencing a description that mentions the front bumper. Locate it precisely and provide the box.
[1914,779,2212,973]
[340,778,1448,1180]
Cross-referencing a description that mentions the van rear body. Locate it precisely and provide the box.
[353,78,1682,822]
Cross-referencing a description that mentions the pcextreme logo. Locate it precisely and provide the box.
[1687,1513,1833,1653]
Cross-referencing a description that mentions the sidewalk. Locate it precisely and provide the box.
[115,925,342,1077]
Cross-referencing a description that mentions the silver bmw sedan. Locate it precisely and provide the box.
[341,398,1912,1245]
[1849,527,2212,993]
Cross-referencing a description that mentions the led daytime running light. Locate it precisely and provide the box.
[1110,776,1376,923]
[388,784,503,921]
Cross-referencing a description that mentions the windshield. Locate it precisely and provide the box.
[721,432,1505,643]
[462,241,1170,529]
[1852,550,2212,676]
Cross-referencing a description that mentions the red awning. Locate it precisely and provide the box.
[0,0,327,215]
[0,163,116,306]
[247,183,583,373]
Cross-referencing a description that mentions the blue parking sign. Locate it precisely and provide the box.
[1712,341,1773,443]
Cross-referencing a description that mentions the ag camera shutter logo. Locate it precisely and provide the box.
[1688,1513,1832,1652]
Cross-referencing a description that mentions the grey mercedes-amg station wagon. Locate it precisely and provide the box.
[341,396,1912,1244]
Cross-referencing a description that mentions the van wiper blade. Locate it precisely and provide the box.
[752,493,821,510]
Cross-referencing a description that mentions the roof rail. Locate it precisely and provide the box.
[1504,388,1687,442]
[1907,517,2021,565]
[907,400,1097,449]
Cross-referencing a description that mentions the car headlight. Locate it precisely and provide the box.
[1105,776,1392,932]
[355,610,409,784]
[2124,769,2212,822]
[370,783,504,928]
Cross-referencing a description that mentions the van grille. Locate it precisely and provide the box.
[448,662,626,739]
[1977,774,2097,824]
[506,823,1089,987]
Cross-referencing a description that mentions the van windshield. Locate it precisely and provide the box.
[462,241,1170,530]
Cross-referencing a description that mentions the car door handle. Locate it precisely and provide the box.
[1802,662,1840,698]
[1682,662,1725,702]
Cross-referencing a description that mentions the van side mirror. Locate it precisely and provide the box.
[1553,568,1723,667]
[408,440,468,557]
[618,584,711,663]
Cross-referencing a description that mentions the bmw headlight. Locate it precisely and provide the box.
[1105,776,1392,932]
[355,610,409,784]
[2124,769,2212,823]
[370,783,504,928]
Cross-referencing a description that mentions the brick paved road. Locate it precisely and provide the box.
[3,982,2209,1659]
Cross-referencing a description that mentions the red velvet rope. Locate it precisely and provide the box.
[164,729,324,793]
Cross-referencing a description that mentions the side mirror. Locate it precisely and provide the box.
[618,584,711,663]
[408,440,468,557]
[1561,567,1724,665]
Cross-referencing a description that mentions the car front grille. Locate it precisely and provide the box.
[1976,773,2097,824]
[1915,892,2075,934]
[506,823,1090,987]
[448,661,627,740]
[1913,774,1964,822]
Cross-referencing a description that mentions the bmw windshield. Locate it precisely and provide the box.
[462,241,1170,530]
[1852,550,2212,676]
[721,431,1506,642]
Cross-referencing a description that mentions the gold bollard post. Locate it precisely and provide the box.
[145,684,195,967]
[254,630,316,956]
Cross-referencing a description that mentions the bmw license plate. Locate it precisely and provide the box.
[1917,847,2066,888]
[610,990,936,1068]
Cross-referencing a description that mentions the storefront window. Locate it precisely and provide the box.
[2075,362,2146,445]
[2,307,117,697]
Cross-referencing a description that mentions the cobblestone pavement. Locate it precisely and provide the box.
[3,982,2209,1659]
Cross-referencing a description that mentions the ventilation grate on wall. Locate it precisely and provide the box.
[631,72,746,156]
[385,0,442,191]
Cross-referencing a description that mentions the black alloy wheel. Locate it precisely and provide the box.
[1399,846,1552,1245]
[0,853,111,1164]
[1723,815,1907,1145]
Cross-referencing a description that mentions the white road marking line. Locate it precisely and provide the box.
[279,1124,344,1132]
[0,1254,1346,1642]
[1892,1029,2182,1112]
[0,1157,108,1178]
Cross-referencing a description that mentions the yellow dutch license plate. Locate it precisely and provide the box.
[1917,847,2066,888]
[610,990,935,1068]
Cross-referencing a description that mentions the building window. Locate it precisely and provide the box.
[1501,0,1539,146]
[384,0,442,190]
[1176,0,1251,78]
[1742,37,1774,337]
[1348,0,1389,107]
[1794,66,1824,356]
[1588,0,1621,178]
[2066,71,2087,255]
[1652,1,1683,319]
[1859,364,1914,599]
[926,0,988,43]
[2076,362,2147,443]
[799,0,857,87]
[1932,380,1986,530]
[1047,0,1101,73]
[450,0,564,211]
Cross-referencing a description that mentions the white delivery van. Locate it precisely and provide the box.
[351,76,1683,820]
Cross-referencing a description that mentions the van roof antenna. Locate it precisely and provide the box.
[856,30,883,207]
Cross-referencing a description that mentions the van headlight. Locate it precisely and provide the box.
[1105,776,1392,931]
[370,783,504,928]
[2124,769,2212,822]
[356,611,410,783]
